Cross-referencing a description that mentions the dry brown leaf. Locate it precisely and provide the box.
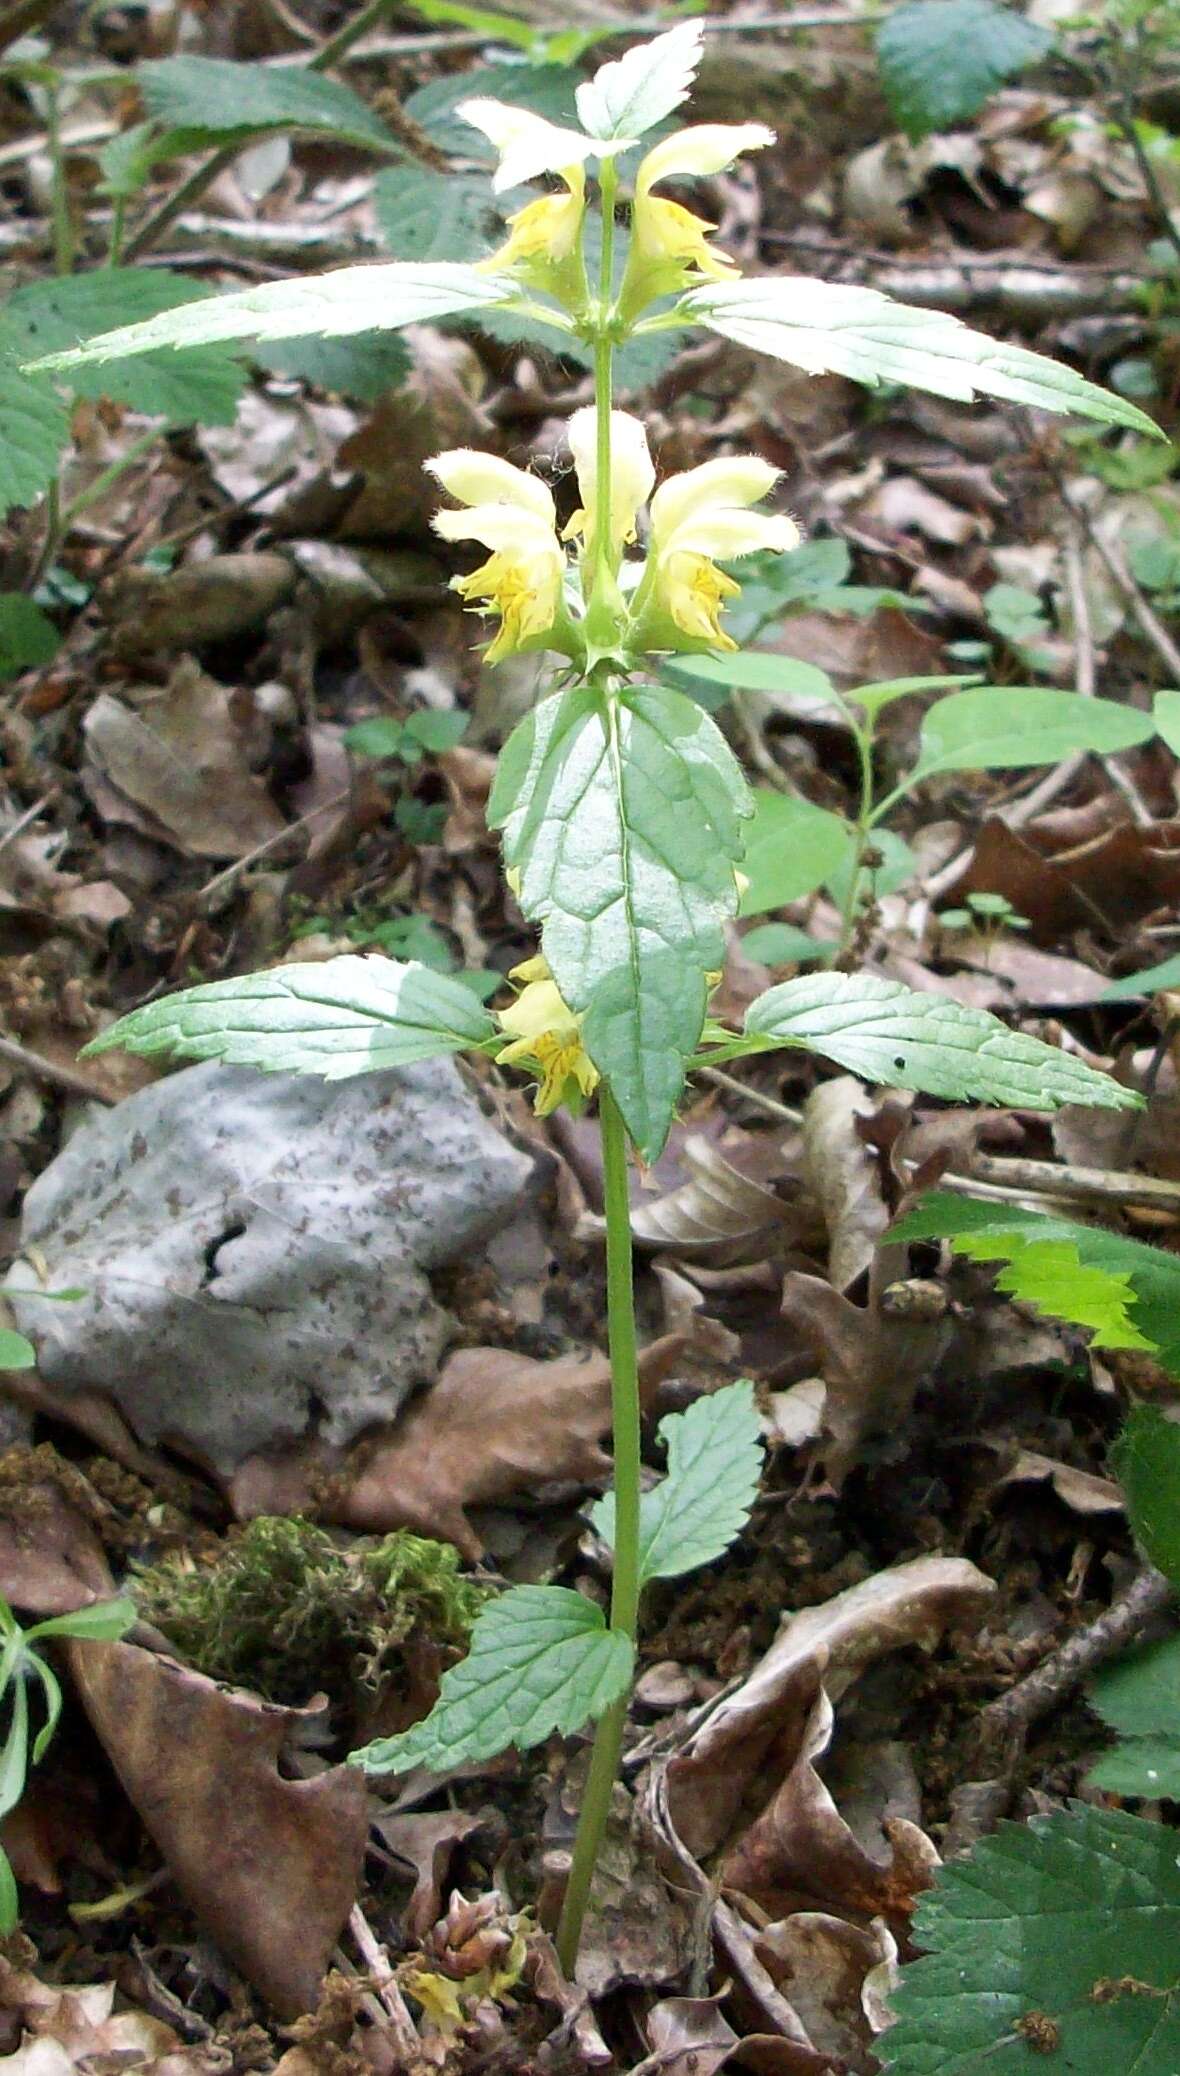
[67,1638,368,2016]
[628,1997,831,2076]
[802,1079,890,1294]
[235,1333,689,1560]
[82,663,287,860]
[620,1133,804,1264]
[372,1808,485,1942]
[0,1955,215,2073]
[995,1449,1123,1514]
[779,1271,952,1482]
[0,1463,114,1616]
[859,475,987,546]
[101,553,295,654]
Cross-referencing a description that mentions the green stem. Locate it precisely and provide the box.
[555,1083,641,1974]
[835,715,877,962]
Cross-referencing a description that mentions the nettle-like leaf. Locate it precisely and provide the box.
[82,956,495,1077]
[592,1378,763,1586]
[883,1804,1180,2074]
[253,330,412,403]
[892,1193,1180,1375]
[575,19,703,141]
[489,682,752,1161]
[7,271,247,427]
[744,974,1141,1112]
[352,1584,633,1775]
[26,265,520,372]
[682,278,1162,437]
[136,55,396,152]
[0,326,71,509]
[876,0,1053,142]
[911,685,1156,777]
[374,165,500,265]
[1088,1633,1180,1799]
[1114,1405,1180,1589]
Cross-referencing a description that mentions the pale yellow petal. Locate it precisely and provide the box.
[427,449,556,526]
[566,406,655,552]
[456,99,597,190]
[636,122,775,197]
[649,455,781,545]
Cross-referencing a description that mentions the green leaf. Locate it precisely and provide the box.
[575,21,702,140]
[826,826,916,905]
[136,56,396,151]
[1153,689,1180,757]
[848,673,979,718]
[7,271,248,426]
[81,955,495,1076]
[1114,1405,1180,1589]
[876,0,1053,142]
[740,923,834,966]
[0,594,58,680]
[1102,953,1180,1000]
[405,710,467,752]
[744,973,1142,1111]
[344,717,409,759]
[0,1330,35,1370]
[683,277,1163,438]
[254,330,411,402]
[26,264,518,371]
[404,61,582,157]
[0,1848,16,1936]
[890,1194,1180,1376]
[911,686,1156,778]
[666,649,842,719]
[0,325,70,509]
[489,682,752,1160]
[1088,1634,1180,1798]
[373,165,500,265]
[28,1596,137,1645]
[738,792,855,917]
[883,1804,1180,2074]
[351,1584,633,1774]
[592,1379,763,1586]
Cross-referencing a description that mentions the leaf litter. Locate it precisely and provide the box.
[1,3,1180,2070]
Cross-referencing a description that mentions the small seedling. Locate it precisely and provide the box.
[938,889,1031,963]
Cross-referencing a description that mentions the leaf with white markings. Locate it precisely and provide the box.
[575,21,703,140]
[489,682,752,1160]
[682,278,1162,437]
[82,956,495,1077]
[351,1585,633,1774]
[25,265,520,372]
[0,327,70,510]
[744,973,1141,1111]
[593,1379,763,1585]
[883,1805,1180,2074]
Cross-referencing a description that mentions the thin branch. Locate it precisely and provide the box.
[0,1033,116,1105]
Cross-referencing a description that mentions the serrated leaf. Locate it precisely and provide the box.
[575,21,702,141]
[254,330,411,402]
[0,594,58,680]
[489,682,752,1160]
[1088,1635,1180,1797]
[683,277,1163,438]
[911,685,1156,777]
[0,1330,35,1370]
[81,955,495,1076]
[351,1584,633,1774]
[891,1193,1180,1376]
[876,0,1053,142]
[26,264,518,371]
[1114,1405,1180,1589]
[405,61,583,156]
[137,55,395,151]
[890,1202,1151,1349]
[883,1804,1180,2074]
[592,1378,763,1585]
[374,165,500,265]
[0,325,70,509]
[7,271,247,426]
[738,792,855,917]
[744,973,1141,1112]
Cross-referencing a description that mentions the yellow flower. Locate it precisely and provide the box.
[484,164,585,277]
[562,406,655,562]
[497,956,600,1116]
[426,450,568,665]
[632,454,799,653]
[619,124,774,323]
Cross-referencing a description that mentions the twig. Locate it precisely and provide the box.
[196,786,353,909]
[1111,89,1180,272]
[0,1033,116,1105]
[0,792,56,861]
[972,1565,1172,1777]
[346,1905,418,2059]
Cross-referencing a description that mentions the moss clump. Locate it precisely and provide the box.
[134,1516,484,1712]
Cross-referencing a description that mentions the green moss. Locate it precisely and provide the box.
[134,1516,484,1711]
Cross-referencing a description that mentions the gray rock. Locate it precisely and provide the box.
[9,1058,532,1473]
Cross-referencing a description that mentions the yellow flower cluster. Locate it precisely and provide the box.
[496,955,599,1116]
